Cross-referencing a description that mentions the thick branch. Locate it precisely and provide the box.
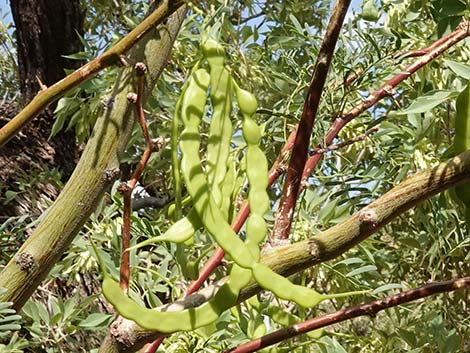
[273,0,352,241]
[0,6,187,311]
[101,149,470,353]
[225,276,470,353]
[0,0,183,147]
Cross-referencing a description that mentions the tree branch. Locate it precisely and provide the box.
[185,18,470,299]
[272,0,352,242]
[99,148,470,353]
[224,276,470,353]
[300,18,470,187]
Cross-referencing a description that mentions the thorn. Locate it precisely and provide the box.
[36,75,47,91]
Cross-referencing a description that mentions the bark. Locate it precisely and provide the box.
[0,0,84,221]
[10,0,84,102]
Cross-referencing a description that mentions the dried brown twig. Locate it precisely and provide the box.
[118,63,164,292]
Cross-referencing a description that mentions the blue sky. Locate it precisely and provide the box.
[0,0,363,25]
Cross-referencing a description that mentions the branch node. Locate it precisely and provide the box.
[135,62,147,76]
[383,85,396,96]
[127,92,138,104]
[103,168,121,182]
[101,97,115,110]
[109,318,136,347]
[15,252,36,272]
[359,207,378,226]
[117,182,132,195]
[457,18,470,33]
[35,75,47,91]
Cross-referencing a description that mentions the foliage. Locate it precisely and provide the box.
[1,0,470,352]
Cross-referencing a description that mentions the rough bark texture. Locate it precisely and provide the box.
[11,0,84,102]
[0,0,84,222]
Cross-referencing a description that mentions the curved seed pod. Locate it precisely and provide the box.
[204,39,233,207]
[96,67,253,333]
[220,153,238,221]
[454,84,470,223]
[101,264,251,332]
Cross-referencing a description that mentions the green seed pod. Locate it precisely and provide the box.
[202,39,225,67]
[243,118,262,145]
[453,84,470,207]
[237,88,258,115]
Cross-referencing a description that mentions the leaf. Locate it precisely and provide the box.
[36,302,49,325]
[4,190,18,204]
[289,14,304,34]
[334,257,364,267]
[62,51,89,60]
[318,198,338,223]
[399,237,421,249]
[0,302,13,312]
[372,283,403,294]
[398,90,457,115]
[0,315,22,324]
[78,313,112,328]
[21,300,40,321]
[445,59,470,79]
[0,323,21,331]
[346,265,377,277]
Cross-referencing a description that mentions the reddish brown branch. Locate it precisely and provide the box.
[119,63,154,293]
[272,0,352,242]
[300,19,470,189]
[393,27,461,59]
[224,276,470,353]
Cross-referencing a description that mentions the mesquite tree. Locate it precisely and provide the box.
[0,1,469,353]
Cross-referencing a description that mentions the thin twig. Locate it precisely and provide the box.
[272,0,352,242]
[118,63,157,293]
[310,127,378,155]
[224,276,470,353]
